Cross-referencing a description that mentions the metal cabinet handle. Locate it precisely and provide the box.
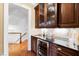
[57,48,62,51]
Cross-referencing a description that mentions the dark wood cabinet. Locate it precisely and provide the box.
[58,3,79,27]
[59,3,76,27]
[31,36,79,56]
[35,3,57,28]
[35,4,40,28]
[35,3,79,28]
[31,36,37,55]
[56,44,78,56]
[47,3,58,28]
[50,43,79,56]
[35,3,46,28]
[75,4,79,27]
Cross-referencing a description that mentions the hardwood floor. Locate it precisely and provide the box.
[9,40,35,56]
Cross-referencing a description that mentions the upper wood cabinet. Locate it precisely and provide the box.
[35,3,79,28]
[35,3,57,28]
[35,3,45,28]
[58,3,79,27]
[35,4,40,28]
[47,3,57,28]
[75,4,79,27]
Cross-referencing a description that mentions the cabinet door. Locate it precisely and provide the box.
[75,4,79,27]
[50,43,78,56]
[35,4,46,28]
[59,3,77,27]
[35,5,40,28]
[47,3,57,28]
[56,45,78,56]
[49,44,65,56]
[39,3,46,28]
[35,3,58,28]
[31,36,37,55]
[50,43,57,56]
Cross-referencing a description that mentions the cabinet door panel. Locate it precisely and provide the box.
[47,3,57,28]
[75,4,79,26]
[35,5,40,28]
[50,43,57,56]
[56,45,78,56]
[31,36,37,55]
[50,43,78,56]
[61,3,75,24]
[59,3,78,27]
[39,3,45,28]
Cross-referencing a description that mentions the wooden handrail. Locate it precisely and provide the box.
[8,32,22,34]
[8,32,22,44]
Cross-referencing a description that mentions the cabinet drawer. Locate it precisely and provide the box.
[56,45,78,56]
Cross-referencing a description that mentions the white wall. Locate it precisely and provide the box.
[8,4,29,43]
[4,3,8,56]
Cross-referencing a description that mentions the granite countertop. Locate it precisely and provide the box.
[32,35,79,51]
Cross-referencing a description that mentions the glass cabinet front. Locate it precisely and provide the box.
[47,3,57,27]
[39,3,46,27]
[36,3,57,28]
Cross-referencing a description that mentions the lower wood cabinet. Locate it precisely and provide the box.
[50,43,79,56]
[31,36,37,55]
[56,45,78,56]
[31,36,79,56]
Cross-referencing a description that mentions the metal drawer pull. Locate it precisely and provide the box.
[57,48,62,50]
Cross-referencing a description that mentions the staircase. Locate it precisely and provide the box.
[16,32,27,44]
[8,32,27,44]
